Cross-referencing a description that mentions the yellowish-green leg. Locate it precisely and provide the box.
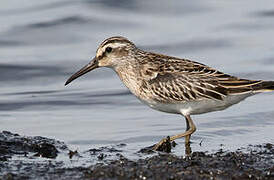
[153,115,196,151]
[185,117,190,144]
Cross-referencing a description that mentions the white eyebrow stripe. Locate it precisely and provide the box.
[97,42,127,58]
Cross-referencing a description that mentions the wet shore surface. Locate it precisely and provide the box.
[1,1,274,179]
[1,131,273,180]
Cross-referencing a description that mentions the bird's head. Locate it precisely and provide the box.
[65,36,136,86]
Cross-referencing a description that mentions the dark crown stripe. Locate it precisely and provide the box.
[100,36,133,48]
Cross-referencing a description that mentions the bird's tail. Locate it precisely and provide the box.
[252,81,274,92]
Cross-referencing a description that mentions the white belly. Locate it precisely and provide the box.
[141,94,253,116]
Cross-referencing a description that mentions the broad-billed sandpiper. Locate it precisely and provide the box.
[65,36,274,151]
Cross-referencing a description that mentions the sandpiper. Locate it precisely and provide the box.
[65,36,274,151]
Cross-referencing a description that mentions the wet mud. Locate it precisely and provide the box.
[0,131,273,180]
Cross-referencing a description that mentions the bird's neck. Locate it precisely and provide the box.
[114,64,143,98]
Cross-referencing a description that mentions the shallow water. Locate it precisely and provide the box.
[1,0,274,161]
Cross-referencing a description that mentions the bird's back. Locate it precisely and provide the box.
[115,50,274,114]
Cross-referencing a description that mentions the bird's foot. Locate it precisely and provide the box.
[152,136,176,153]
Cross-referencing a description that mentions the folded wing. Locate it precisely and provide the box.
[140,57,270,103]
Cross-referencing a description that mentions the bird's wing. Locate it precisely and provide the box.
[140,57,261,102]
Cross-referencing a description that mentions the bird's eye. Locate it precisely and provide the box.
[106,47,112,53]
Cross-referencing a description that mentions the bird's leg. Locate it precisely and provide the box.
[184,116,193,155]
[152,137,170,151]
[170,115,196,143]
[185,116,191,145]
[153,115,196,151]
[185,142,192,155]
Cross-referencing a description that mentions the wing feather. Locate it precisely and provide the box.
[140,56,260,102]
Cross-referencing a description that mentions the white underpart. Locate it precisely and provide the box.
[141,93,253,116]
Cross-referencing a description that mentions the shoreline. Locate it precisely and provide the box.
[0,131,273,179]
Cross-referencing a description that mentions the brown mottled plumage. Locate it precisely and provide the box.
[65,36,274,151]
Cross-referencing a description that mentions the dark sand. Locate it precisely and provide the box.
[0,131,273,180]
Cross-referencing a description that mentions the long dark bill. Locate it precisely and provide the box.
[65,57,98,86]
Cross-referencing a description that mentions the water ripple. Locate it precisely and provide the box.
[0,64,67,82]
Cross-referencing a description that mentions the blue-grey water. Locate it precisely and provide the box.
[1,0,274,162]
